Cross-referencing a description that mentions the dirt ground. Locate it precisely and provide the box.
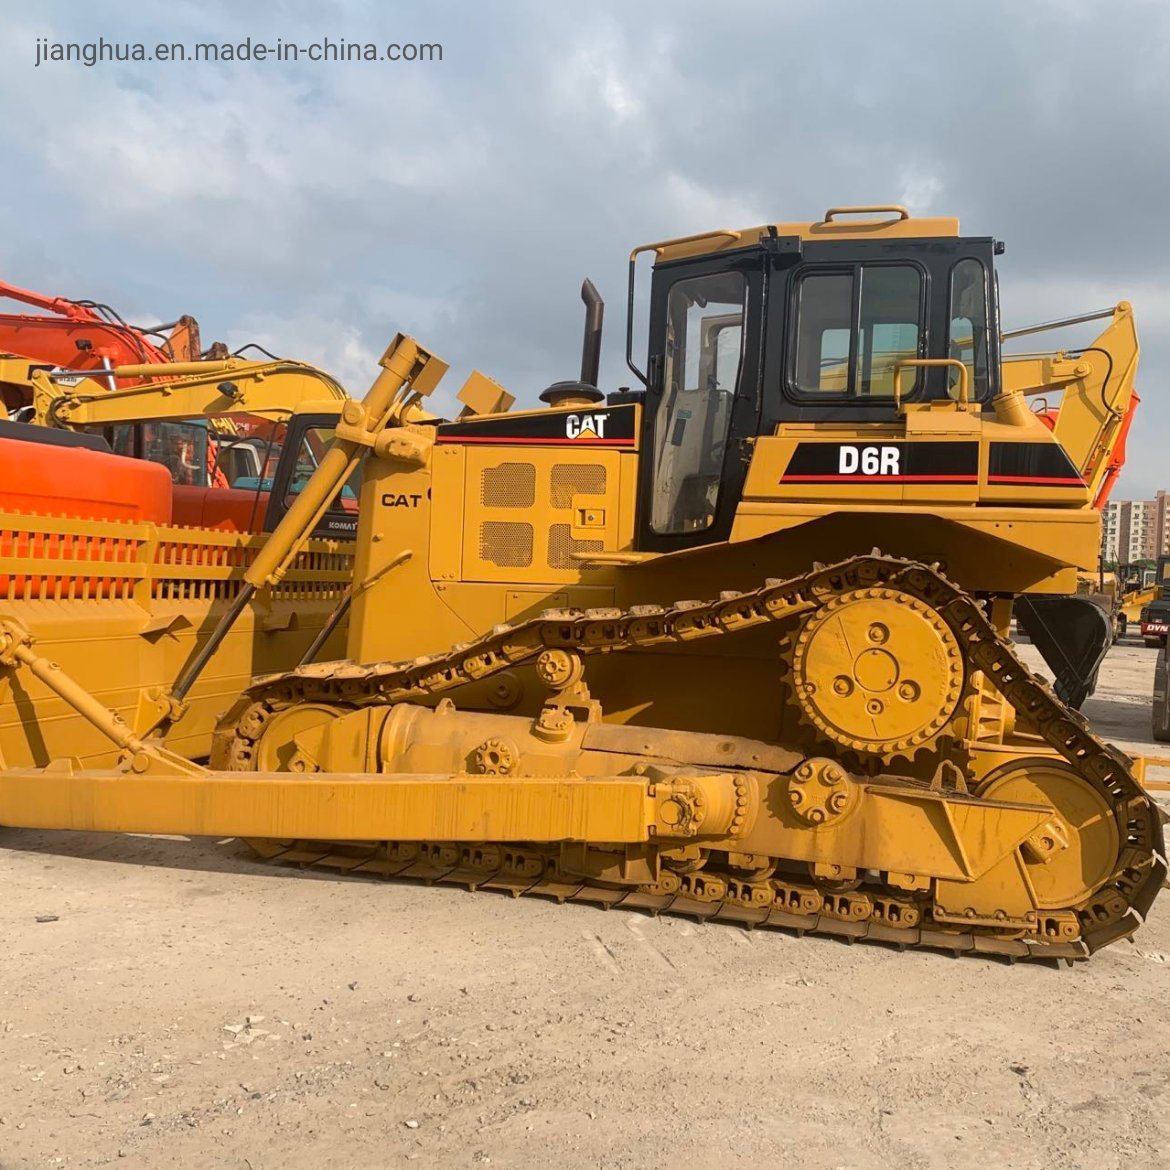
[3,637,1170,1170]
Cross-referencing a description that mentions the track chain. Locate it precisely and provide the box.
[222,554,1167,963]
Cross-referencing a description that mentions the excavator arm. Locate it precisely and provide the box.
[0,279,209,399]
[1000,302,1138,508]
[1001,304,1139,706]
[28,355,351,429]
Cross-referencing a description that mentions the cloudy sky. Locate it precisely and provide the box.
[3,0,1169,496]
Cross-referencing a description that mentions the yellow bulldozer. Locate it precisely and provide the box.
[0,205,1163,963]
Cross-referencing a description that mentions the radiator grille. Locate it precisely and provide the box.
[550,464,606,509]
[481,462,535,509]
[548,523,603,570]
[480,521,533,568]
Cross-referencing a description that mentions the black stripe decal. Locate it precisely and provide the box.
[988,441,1083,485]
[437,403,637,446]
[781,441,979,483]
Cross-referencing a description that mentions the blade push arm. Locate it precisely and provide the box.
[164,333,447,708]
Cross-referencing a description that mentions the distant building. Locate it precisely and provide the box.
[1104,496,1168,563]
[1131,500,1156,560]
[1156,490,1170,557]
[1104,500,1122,562]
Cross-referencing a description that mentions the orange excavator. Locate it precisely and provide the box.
[0,277,240,487]
[0,277,222,416]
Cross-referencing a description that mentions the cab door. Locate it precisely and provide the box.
[635,252,765,552]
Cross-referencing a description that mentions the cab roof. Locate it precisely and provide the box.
[640,206,961,264]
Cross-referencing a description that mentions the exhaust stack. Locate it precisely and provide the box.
[539,277,606,407]
[579,278,603,387]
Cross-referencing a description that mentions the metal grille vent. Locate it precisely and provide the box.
[480,521,533,568]
[550,464,606,509]
[548,523,603,570]
[481,462,536,509]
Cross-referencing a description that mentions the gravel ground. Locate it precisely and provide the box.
[2,635,1169,1170]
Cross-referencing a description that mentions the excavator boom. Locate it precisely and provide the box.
[0,278,214,416]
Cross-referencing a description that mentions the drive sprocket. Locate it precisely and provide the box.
[789,586,965,759]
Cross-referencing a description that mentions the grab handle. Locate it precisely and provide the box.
[823,205,911,223]
[893,358,969,410]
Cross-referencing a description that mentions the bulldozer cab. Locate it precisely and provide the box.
[635,211,1002,551]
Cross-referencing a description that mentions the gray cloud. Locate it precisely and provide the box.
[3,0,1169,494]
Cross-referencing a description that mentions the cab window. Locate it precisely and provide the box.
[108,420,212,486]
[282,425,361,513]
[795,273,852,393]
[948,258,989,399]
[651,271,746,535]
[793,264,923,398]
